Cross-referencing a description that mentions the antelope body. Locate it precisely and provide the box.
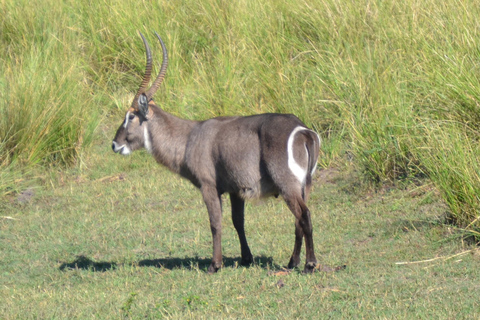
[112,32,320,273]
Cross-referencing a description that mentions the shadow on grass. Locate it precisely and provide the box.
[59,255,117,272]
[59,255,280,272]
[137,255,279,271]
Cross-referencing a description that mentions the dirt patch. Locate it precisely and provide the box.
[315,168,340,184]
[16,188,35,204]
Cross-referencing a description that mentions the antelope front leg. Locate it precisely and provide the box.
[202,186,223,273]
[230,193,253,266]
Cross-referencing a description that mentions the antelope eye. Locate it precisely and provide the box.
[128,113,135,120]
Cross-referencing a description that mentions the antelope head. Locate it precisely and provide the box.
[112,32,168,155]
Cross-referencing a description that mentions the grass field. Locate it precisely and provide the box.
[2,0,480,318]
[2,136,480,318]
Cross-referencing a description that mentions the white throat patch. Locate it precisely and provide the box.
[144,126,152,153]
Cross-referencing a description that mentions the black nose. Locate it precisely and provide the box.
[112,143,115,152]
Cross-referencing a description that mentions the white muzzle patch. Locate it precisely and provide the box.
[112,141,131,155]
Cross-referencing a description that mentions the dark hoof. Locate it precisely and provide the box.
[302,262,316,274]
[287,257,300,269]
[207,263,221,274]
[240,255,254,266]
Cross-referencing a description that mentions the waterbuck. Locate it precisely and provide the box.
[112,32,321,273]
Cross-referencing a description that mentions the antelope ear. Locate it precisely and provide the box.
[138,93,149,119]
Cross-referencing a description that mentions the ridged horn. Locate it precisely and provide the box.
[131,32,153,111]
[145,32,168,100]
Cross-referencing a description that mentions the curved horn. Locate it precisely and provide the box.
[131,32,153,110]
[145,32,168,100]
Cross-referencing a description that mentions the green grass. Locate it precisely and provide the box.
[0,0,100,168]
